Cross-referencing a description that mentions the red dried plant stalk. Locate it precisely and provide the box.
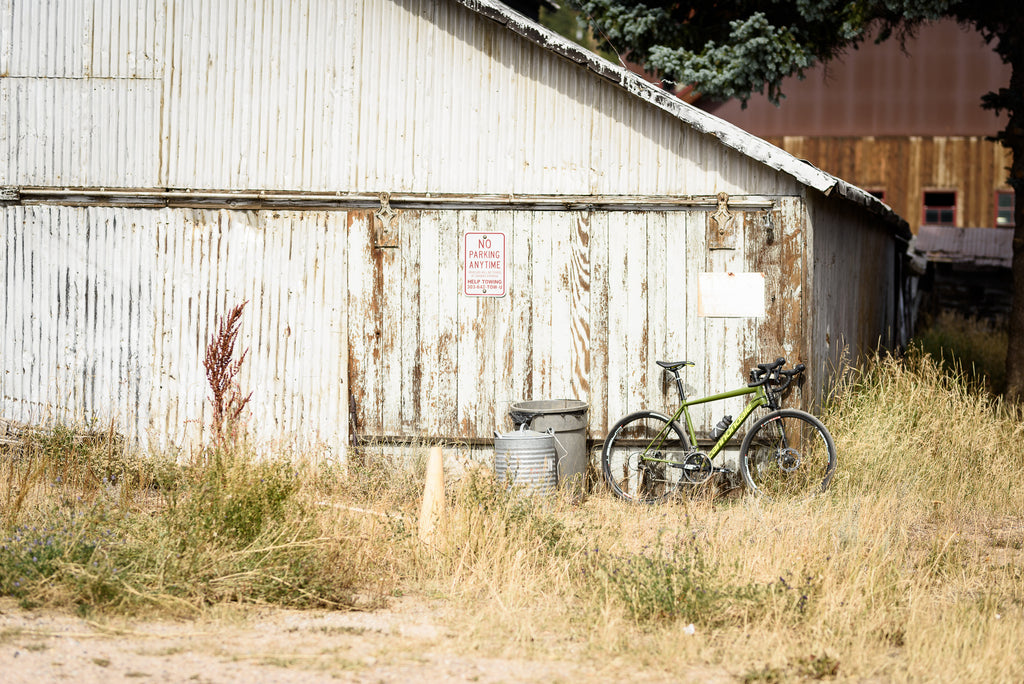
[204,301,252,443]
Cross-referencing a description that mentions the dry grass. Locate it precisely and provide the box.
[4,349,1024,680]
[404,351,1024,681]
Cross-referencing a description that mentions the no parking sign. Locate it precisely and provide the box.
[463,232,506,297]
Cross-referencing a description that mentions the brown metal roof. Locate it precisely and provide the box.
[705,20,1010,138]
[914,225,1012,268]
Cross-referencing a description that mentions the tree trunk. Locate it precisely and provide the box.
[1008,186,1024,401]
[1002,58,1024,401]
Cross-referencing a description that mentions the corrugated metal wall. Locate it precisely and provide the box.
[1,202,806,449]
[0,0,164,186]
[2,206,350,450]
[0,0,840,451]
[807,194,900,386]
[1,0,802,197]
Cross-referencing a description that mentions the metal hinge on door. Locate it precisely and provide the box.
[707,192,737,250]
[374,192,400,248]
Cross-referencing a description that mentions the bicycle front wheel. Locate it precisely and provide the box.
[602,411,689,504]
[739,409,837,496]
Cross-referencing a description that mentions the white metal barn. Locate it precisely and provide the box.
[0,0,909,455]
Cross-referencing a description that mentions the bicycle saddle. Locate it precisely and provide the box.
[656,360,694,371]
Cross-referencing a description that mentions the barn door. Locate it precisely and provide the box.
[697,196,807,419]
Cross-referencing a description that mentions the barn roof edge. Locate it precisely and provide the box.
[456,0,909,237]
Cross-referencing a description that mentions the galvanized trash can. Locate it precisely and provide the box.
[509,399,589,494]
[493,426,558,496]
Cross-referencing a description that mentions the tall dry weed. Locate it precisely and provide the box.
[203,301,252,443]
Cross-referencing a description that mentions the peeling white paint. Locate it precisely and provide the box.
[0,0,903,452]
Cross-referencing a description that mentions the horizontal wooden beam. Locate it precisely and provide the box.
[4,186,777,212]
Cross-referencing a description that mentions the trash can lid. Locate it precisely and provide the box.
[509,399,588,414]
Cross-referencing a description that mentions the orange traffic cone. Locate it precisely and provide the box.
[418,446,445,545]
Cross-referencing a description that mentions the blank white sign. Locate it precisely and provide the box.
[697,272,765,318]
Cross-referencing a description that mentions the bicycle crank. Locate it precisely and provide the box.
[681,451,713,484]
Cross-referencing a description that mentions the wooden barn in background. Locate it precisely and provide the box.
[0,0,909,456]
[708,19,1014,236]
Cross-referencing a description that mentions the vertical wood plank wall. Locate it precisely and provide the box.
[1,202,810,451]
[769,136,1012,233]
[807,194,899,397]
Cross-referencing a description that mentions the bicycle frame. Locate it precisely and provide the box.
[678,384,770,457]
[639,383,771,469]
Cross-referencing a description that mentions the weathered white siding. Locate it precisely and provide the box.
[0,0,903,453]
[0,0,163,186]
[807,193,900,392]
[0,0,803,197]
[2,206,350,450]
[1,202,806,449]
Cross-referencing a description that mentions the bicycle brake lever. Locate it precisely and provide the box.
[749,366,770,387]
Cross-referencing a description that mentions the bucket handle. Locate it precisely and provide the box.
[548,428,567,469]
[492,424,551,439]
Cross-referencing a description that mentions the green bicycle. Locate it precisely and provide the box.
[602,358,837,503]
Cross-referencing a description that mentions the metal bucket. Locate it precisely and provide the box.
[509,399,589,494]
[493,425,557,496]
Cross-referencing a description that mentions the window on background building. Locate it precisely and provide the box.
[867,189,886,202]
[996,191,1015,227]
[923,191,956,226]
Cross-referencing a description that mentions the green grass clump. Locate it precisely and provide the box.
[0,505,125,606]
[915,310,1007,393]
[0,435,382,614]
[589,540,815,628]
[167,450,300,548]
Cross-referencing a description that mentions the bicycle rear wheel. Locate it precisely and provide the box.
[739,409,837,496]
[602,411,689,504]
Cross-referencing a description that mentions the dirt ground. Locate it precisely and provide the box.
[0,596,727,683]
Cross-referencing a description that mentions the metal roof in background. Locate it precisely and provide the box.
[706,19,1010,138]
[914,225,1013,268]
